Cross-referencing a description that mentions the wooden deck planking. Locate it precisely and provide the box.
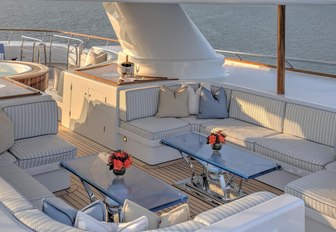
[57,124,283,216]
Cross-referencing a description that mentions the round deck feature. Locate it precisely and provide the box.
[0,61,49,91]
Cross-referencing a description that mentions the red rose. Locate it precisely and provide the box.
[208,135,217,144]
[218,135,226,143]
[124,159,132,168]
[113,160,124,171]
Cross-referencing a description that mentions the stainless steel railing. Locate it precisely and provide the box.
[215,49,336,71]
[20,36,47,64]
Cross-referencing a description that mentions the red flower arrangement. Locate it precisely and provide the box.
[207,130,227,145]
[107,150,132,174]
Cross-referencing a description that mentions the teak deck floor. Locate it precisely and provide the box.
[56,124,283,218]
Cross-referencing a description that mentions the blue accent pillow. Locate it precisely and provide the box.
[197,87,229,119]
[42,198,107,226]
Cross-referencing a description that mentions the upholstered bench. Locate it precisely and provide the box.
[255,103,336,175]
[285,170,336,232]
[0,96,77,192]
[200,91,284,151]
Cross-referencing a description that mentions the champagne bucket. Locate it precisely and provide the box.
[118,62,134,78]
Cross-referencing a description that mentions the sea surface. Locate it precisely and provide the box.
[0,1,336,72]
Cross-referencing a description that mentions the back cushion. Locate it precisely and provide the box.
[119,83,198,122]
[119,87,161,122]
[2,101,58,140]
[229,91,286,132]
[0,110,14,153]
[284,104,336,146]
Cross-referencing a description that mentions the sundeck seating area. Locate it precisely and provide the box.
[118,81,336,231]
[0,80,334,231]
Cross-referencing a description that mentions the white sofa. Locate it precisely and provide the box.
[0,94,77,192]
[0,164,304,231]
[118,81,336,231]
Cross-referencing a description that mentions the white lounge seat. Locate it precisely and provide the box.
[9,135,76,170]
[120,117,191,140]
[0,164,54,210]
[200,118,278,150]
[194,191,276,226]
[255,134,336,173]
[285,170,336,232]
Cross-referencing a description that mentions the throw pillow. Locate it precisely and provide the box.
[155,85,189,118]
[121,199,160,230]
[42,198,107,226]
[184,84,211,115]
[159,204,190,228]
[83,49,108,67]
[197,87,229,119]
[0,110,14,153]
[75,211,148,232]
[121,199,190,229]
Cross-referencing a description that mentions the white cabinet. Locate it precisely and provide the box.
[62,72,120,149]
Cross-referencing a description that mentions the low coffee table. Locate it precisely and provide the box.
[61,153,187,214]
[161,132,281,203]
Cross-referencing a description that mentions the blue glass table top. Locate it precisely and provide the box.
[61,153,187,211]
[161,132,281,179]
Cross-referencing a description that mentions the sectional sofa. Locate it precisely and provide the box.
[118,81,336,232]
[0,94,77,192]
[0,164,304,232]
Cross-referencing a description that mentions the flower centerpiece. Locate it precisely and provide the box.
[207,130,227,151]
[107,150,133,176]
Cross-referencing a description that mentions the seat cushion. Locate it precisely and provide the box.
[9,135,77,170]
[0,151,17,165]
[326,161,336,172]
[194,191,276,226]
[255,134,336,172]
[180,116,216,132]
[200,118,278,150]
[14,209,83,232]
[0,176,33,214]
[120,117,191,140]
[0,164,54,210]
[285,170,336,219]
[145,220,206,232]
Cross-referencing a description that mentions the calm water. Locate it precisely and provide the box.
[0,1,336,70]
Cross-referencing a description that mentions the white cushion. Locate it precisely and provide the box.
[200,118,278,150]
[75,211,148,232]
[120,117,191,141]
[121,199,160,230]
[194,191,276,226]
[156,85,189,118]
[121,199,190,230]
[159,204,190,228]
[184,84,210,115]
[84,49,107,67]
[0,110,14,153]
[255,133,336,172]
[285,170,336,219]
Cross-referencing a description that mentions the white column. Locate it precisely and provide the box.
[104,2,225,80]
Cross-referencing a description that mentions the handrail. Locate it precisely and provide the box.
[216,49,336,68]
[0,28,119,44]
[50,35,84,68]
[20,36,47,64]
